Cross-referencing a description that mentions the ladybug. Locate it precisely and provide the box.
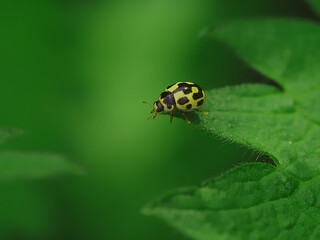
[151,82,207,124]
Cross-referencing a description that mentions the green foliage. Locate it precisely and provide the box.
[0,152,82,179]
[0,128,23,144]
[144,16,320,240]
[306,0,320,15]
[0,128,81,180]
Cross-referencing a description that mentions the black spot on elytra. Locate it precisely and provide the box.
[177,97,189,105]
[186,104,192,109]
[173,83,194,94]
[197,99,204,106]
[183,87,192,94]
[160,91,170,99]
[193,90,203,100]
[178,82,191,88]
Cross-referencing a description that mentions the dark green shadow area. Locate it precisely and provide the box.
[0,0,318,240]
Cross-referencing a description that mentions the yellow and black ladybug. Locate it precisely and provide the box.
[151,82,207,124]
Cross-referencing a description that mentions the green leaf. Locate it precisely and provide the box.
[0,152,83,179]
[306,0,320,15]
[0,128,23,145]
[212,19,320,94]
[145,19,320,239]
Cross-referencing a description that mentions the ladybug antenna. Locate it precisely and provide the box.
[144,101,155,120]
[142,101,152,106]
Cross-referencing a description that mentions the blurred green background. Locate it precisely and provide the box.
[0,1,315,239]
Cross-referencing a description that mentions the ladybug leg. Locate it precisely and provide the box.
[153,113,157,119]
[170,111,173,123]
[179,111,191,124]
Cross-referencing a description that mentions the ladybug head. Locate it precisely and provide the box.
[152,100,164,115]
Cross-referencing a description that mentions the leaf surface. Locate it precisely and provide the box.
[0,152,82,179]
[145,19,320,239]
[0,128,23,145]
[306,0,320,15]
